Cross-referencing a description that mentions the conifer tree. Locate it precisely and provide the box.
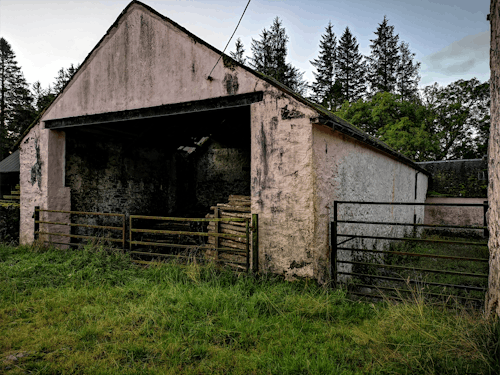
[367,16,400,95]
[250,17,307,95]
[0,37,34,159]
[310,22,341,110]
[230,38,247,65]
[53,63,79,94]
[335,27,366,104]
[396,41,421,101]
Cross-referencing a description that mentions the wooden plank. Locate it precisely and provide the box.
[11,191,20,195]
[3,195,20,200]
[212,204,251,213]
[208,237,247,250]
[207,222,247,233]
[207,225,247,237]
[229,195,251,201]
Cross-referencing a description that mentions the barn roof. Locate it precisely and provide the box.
[13,0,428,175]
[0,150,20,173]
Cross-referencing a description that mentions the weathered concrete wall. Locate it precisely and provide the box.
[424,197,487,237]
[312,125,428,282]
[19,123,71,245]
[251,90,318,279]
[417,159,488,198]
[487,0,500,317]
[41,3,268,122]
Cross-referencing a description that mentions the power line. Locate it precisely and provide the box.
[207,0,252,80]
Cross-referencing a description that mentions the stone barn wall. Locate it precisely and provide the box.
[488,0,500,317]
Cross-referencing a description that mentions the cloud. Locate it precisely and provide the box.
[421,31,489,76]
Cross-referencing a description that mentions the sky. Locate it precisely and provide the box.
[0,0,491,92]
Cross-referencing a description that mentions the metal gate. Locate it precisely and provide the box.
[128,214,257,272]
[34,207,259,272]
[330,201,489,306]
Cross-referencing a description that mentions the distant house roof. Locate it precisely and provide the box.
[0,150,20,173]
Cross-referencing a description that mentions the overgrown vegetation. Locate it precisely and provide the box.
[1,243,498,374]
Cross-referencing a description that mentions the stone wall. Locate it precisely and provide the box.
[65,129,250,235]
[417,159,488,198]
[487,0,500,317]
[0,203,20,244]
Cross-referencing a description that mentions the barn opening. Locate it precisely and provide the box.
[43,94,258,243]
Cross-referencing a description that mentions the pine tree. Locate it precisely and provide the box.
[396,41,421,101]
[335,27,366,104]
[367,16,400,95]
[230,38,247,65]
[250,17,307,95]
[0,37,34,159]
[310,22,341,110]
[53,63,79,94]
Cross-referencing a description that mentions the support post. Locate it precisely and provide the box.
[245,220,250,272]
[484,201,489,238]
[34,206,40,243]
[331,201,338,288]
[252,213,259,273]
[214,208,220,262]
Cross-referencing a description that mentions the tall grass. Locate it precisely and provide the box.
[1,243,498,374]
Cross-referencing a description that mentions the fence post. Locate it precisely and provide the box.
[252,213,259,273]
[33,206,40,243]
[484,201,489,238]
[214,208,220,262]
[331,201,338,288]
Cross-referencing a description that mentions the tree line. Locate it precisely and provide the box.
[232,16,490,162]
[0,37,78,160]
[0,15,490,163]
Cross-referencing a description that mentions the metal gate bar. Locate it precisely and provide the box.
[34,207,126,249]
[331,201,489,304]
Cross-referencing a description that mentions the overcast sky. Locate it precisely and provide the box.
[0,0,490,92]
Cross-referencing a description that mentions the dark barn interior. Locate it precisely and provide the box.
[64,105,251,220]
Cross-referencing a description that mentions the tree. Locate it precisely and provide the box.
[367,16,400,95]
[230,38,247,65]
[53,63,79,94]
[310,22,341,110]
[250,17,307,95]
[32,81,55,113]
[422,78,490,160]
[335,26,366,104]
[335,92,439,161]
[0,37,35,159]
[396,41,421,101]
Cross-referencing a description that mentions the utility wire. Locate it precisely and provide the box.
[207,0,251,79]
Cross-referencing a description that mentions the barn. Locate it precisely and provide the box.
[16,0,428,282]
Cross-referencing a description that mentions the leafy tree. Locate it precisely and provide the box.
[367,16,400,95]
[310,22,342,110]
[396,41,421,101]
[335,92,439,161]
[335,26,366,104]
[250,17,307,95]
[422,78,490,160]
[0,37,35,159]
[230,38,247,65]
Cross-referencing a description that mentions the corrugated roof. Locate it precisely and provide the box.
[0,150,20,173]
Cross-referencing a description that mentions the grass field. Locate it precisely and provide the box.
[1,243,499,374]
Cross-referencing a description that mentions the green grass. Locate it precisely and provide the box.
[1,243,498,374]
